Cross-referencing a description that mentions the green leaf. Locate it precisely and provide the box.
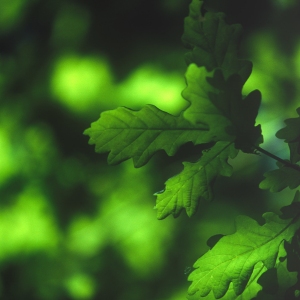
[206,69,262,152]
[259,162,300,192]
[182,65,234,141]
[155,141,238,219]
[187,199,300,299]
[276,107,300,164]
[182,65,262,152]
[182,0,252,83]
[84,104,214,167]
[187,262,267,300]
[276,107,300,143]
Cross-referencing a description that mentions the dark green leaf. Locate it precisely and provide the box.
[187,203,300,299]
[187,262,266,300]
[259,162,300,192]
[84,104,213,167]
[182,65,262,152]
[182,0,252,83]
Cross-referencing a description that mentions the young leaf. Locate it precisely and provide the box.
[187,194,300,299]
[155,141,238,219]
[276,107,300,164]
[84,104,214,167]
[182,0,252,83]
[259,162,300,192]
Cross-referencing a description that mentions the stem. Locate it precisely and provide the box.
[254,146,300,172]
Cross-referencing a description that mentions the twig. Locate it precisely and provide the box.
[254,146,300,172]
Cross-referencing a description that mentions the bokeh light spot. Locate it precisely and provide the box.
[67,215,106,257]
[51,55,113,113]
[118,64,186,114]
[100,162,174,277]
[0,185,59,260]
[65,273,95,300]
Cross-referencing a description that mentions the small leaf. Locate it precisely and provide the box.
[182,0,252,83]
[84,104,214,167]
[276,107,300,143]
[276,107,300,163]
[187,203,300,299]
[259,162,300,192]
[155,141,238,219]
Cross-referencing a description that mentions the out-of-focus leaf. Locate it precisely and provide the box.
[155,141,238,219]
[187,262,267,300]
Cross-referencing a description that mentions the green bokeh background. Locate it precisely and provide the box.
[0,0,300,299]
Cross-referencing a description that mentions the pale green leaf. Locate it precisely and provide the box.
[155,141,238,219]
[84,104,213,167]
[187,203,300,299]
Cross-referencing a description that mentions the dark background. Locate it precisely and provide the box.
[0,0,299,299]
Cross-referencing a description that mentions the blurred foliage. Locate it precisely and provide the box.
[0,0,300,299]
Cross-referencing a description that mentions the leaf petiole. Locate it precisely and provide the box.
[254,146,300,173]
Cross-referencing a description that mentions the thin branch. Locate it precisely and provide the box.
[254,146,300,172]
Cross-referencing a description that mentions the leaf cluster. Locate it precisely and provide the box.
[84,0,262,220]
[84,0,300,299]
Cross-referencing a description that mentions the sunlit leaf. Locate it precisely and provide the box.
[182,65,262,152]
[155,141,238,219]
[187,193,300,299]
[276,107,300,143]
[276,107,300,163]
